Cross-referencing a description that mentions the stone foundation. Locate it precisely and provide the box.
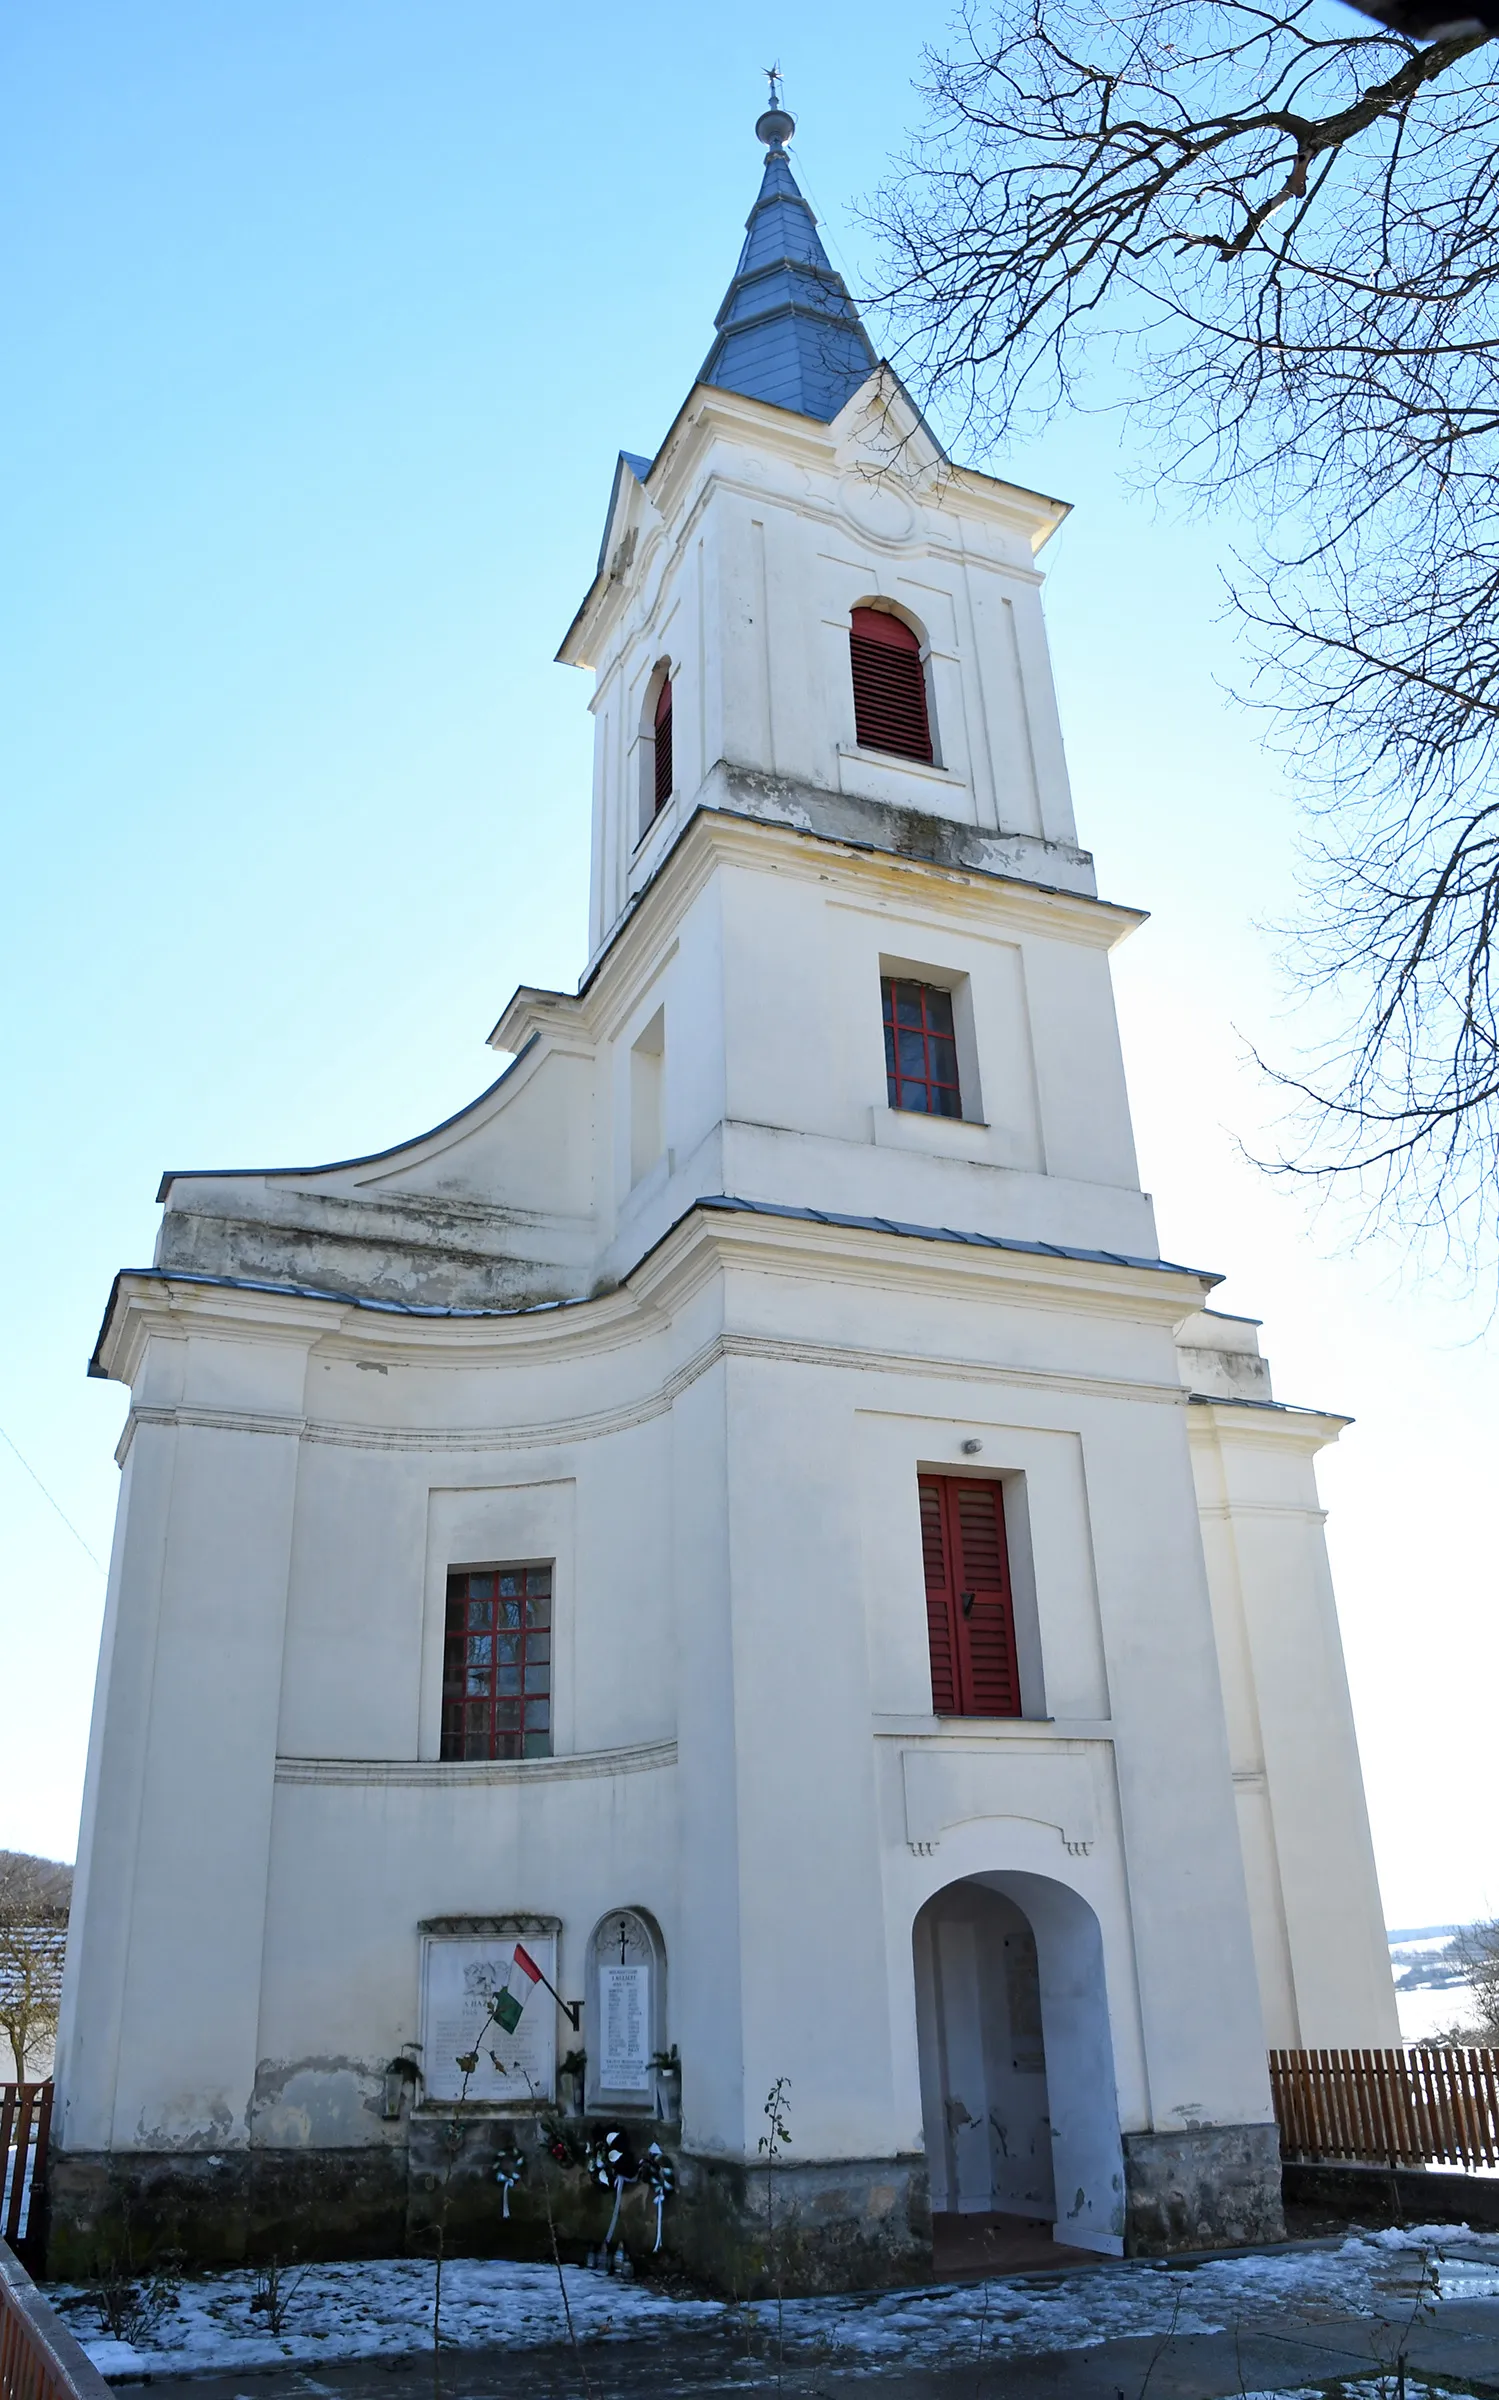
[668,2153,931,2297]
[44,2145,409,2278]
[45,2132,930,2293]
[1122,2122,1285,2253]
[1283,2157,1499,2233]
[47,2121,1282,2285]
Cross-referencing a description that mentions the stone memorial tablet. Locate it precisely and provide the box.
[599,1960,651,2092]
[421,1932,557,2103]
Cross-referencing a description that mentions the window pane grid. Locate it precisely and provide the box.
[441,1566,552,1761]
[883,978,961,1118]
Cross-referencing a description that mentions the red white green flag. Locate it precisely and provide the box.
[491,1942,543,2034]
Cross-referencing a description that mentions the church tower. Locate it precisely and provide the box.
[54,103,1396,2284]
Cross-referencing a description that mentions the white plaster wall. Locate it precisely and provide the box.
[552,829,1160,1281]
[69,1222,1291,2177]
[1189,1403,1399,2049]
[254,1764,680,2148]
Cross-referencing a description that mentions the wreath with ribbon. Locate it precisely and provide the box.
[492,2142,525,2219]
[541,2116,582,2168]
[637,2141,676,2253]
[588,2126,635,2243]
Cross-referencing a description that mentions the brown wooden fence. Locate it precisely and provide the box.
[1270,2047,1499,2169]
[1,2232,113,2400]
[0,2089,50,2272]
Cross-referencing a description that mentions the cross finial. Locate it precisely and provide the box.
[755,66,795,152]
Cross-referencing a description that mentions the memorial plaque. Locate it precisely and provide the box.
[421,1933,557,2103]
[599,1961,652,2092]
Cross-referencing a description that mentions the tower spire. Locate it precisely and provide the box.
[697,93,877,424]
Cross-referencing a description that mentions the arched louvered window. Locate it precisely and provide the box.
[653,674,674,814]
[850,607,933,764]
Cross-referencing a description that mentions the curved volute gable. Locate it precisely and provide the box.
[150,1012,601,1313]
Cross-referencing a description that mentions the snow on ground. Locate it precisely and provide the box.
[770,2226,1499,2364]
[44,2224,1499,2383]
[51,2257,724,2382]
[3,2143,36,2234]
[1394,1981,1477,2044]
[1237,2389,1447,2400]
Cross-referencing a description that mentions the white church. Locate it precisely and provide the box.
[54,100,1398,2287]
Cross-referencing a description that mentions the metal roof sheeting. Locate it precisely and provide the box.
[698,136,877,423]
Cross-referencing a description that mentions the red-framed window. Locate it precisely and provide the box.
[653,675,673,814]
[884,978,962,1117]
[849,607,933,763]
[441,1565,552,1761]
[919,1477,1022,1718]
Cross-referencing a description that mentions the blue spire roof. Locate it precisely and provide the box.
[698,107,877,423]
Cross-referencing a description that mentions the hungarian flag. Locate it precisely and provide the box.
[491,1942,543,2035]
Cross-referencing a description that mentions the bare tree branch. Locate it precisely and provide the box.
[867,0,1499,1265]
[0,1851,71,2081]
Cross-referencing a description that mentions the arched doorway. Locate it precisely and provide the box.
[912,1873,1124,2263]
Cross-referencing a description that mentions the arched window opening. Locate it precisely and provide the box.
[850,606,933,764]
[653,674,674,814]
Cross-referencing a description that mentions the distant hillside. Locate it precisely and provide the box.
[0,1852,73,1911]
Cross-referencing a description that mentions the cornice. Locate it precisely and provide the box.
[93,1263,666,1387]
[634,1203,1213,1329]
[275,1739,677,1788]
[495,805,1145,1058]
[114,1316,1201,1464]
[1185,1394,1350,1451]
[872,1715,1114,1745]
[99,1206,1217,1449]
[657,381,1069,550]
[1197,1499,1331,1524]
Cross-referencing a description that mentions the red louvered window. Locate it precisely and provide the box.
[884,978,962,1117]
[850,607,933,763]
[441,1564,552,1761]
[653,676,673,814]
[918,1477,1022,1718]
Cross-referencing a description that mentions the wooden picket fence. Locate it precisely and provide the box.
[0,2088,50,2270]
[1,2229,113,2400]
[1270,2047,1499,2169]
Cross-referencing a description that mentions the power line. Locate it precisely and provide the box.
[0,1424,106,1574]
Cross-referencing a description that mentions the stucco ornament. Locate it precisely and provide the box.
[838,472,917,546]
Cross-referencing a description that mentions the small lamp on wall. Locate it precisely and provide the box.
[382,2053,421,2121]
[560,2048,588,2116]
[653,2044,681,2121]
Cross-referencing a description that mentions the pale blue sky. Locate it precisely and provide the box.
[3,3,1492,1927]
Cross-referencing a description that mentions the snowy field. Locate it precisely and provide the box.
[1395,1980,1478,2044]
[45,2223,1499,2382]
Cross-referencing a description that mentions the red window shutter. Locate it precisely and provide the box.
[850,607,933,764]
[920,1478,957,1713]
[653,677,673,812]
[917,1476,1022,1718]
